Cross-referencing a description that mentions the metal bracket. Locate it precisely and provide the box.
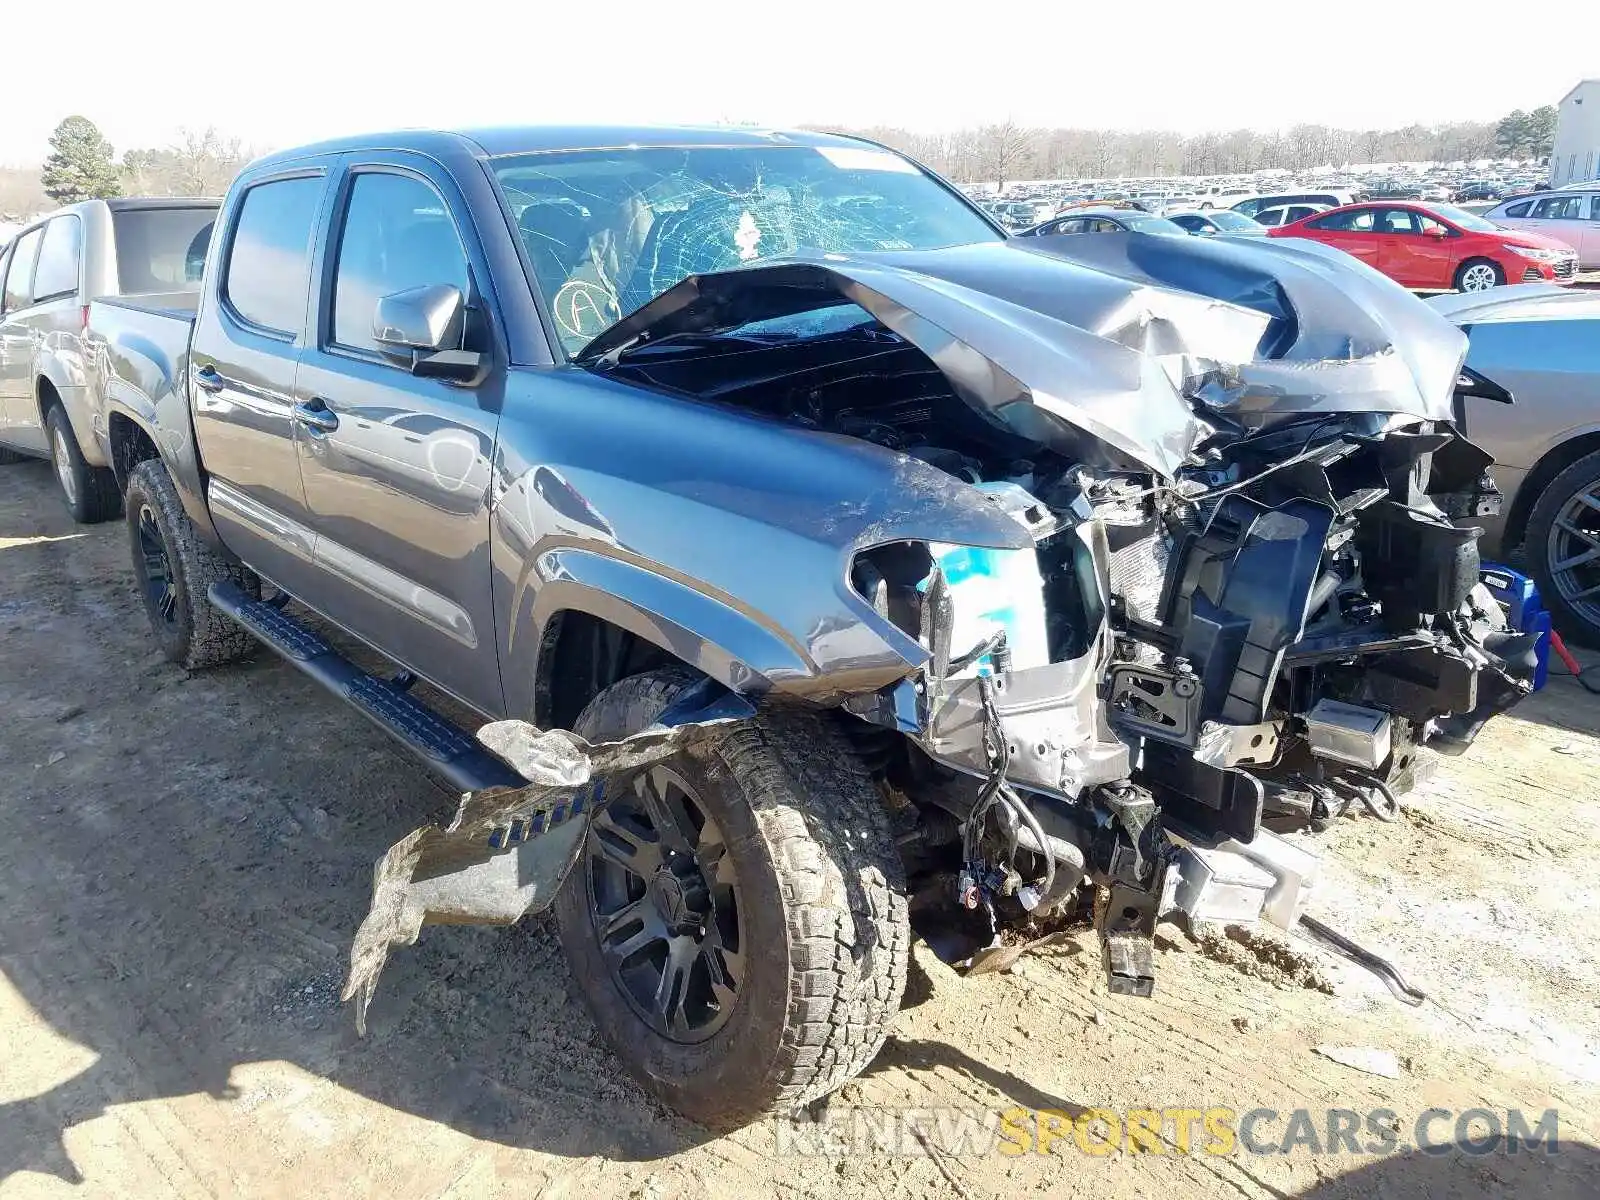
[1108,664,1201,743]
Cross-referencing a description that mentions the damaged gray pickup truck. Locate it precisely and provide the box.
[85,126,1536,1129]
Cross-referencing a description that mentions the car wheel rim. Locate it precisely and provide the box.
[584,764,743,1044]
[1547,483,1600,629]
[136,504,179,626]
[1461,264,1497,291]
[52,429,78,508]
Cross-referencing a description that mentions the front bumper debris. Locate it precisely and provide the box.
[342,681,750,1031]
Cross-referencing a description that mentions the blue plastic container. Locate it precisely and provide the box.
[1480,563,1552,691]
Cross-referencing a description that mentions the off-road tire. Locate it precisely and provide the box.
[1527,448,1600,648]
[1454,257,1504,292]
[46,406,120,524]
[124,459,259,670]
[553,667,909,1129]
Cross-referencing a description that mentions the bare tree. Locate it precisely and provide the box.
[981,120,1033,190]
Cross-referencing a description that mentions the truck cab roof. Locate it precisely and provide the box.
[249,124,885,170]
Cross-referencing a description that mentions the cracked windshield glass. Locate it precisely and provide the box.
[492,144,1001,355]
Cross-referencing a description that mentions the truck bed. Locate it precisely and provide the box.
[86,292,202,463]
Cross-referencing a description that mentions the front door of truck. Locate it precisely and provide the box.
[189,168,329,594]
[291,157,505,716]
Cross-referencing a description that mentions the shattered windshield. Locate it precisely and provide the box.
[491,144,1002,355]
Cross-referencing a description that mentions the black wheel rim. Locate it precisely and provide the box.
[584,764,743,1043]
[1547,482,1600,629]
[136,504,179,626]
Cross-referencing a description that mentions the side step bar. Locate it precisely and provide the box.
[208,581,522,794]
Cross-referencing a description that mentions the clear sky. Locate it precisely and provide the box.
[2,0,1591,165]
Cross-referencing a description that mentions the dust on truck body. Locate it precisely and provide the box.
[84,126,1535,1129]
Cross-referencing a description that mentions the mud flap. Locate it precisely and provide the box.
[342,681,753,1031]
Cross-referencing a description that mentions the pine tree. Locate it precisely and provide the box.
[40,116,123,204]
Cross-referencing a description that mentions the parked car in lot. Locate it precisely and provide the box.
[1165,209,1267,237]
[1453,181,1505,203]
[1269,201,1579,291]
[0,198,219,519]
[1018,207,1186,236]
[992,200,1041,229]
[1254,202,1331,227]
[69,124,1535,1130]
[1230,189,1354,218]
[1481,191,1600,269]
[1430,288,1600,645]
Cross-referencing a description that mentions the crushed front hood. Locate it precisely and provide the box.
[581,236,1468,478]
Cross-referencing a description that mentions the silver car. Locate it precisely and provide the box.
[0,198,218,521]
[1481,191,1600,270]
[1430,287,1600,644]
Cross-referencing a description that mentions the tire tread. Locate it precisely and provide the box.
[565,668,908,1126]
[125,459,259,670]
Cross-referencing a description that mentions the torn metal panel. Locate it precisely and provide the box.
[1027,233,1468,430]
[342,690,750,1032]
[581,235,1470,478]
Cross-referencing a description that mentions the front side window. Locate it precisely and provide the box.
[32,216,82,301]
[224,176,325,335]
[1531,195,1584,220]
[493,144,1001,354]
[1379,209,1419,235]
[1503,201,1532,218]
[331,172,469,355]
[2,227,42,312]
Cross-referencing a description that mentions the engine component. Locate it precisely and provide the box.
[1168,843,1276,925]
[1166,495,1336,726]
[1304,699,1394,770]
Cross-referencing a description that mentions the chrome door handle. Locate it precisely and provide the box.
[292,399,339,433]
[193,364,225,393]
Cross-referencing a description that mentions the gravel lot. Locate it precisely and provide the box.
[2,458,1598,1200]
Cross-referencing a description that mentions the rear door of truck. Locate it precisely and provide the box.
[189,165,331,593]
[290,153,505,714]
[0,224,47,451]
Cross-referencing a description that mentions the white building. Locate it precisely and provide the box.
[1550,79,1600,186]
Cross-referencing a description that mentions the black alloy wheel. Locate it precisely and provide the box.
[585,764,743,1043]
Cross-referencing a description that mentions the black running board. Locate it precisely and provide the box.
[208,581,522,794]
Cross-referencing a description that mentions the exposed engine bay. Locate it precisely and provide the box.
[582,233,1538,994]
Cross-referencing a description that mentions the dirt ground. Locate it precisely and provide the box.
[2,457,1599,1200]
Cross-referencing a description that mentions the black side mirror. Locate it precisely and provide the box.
[374,284,485,383]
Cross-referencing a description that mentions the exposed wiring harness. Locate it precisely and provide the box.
[958,673,1057,907]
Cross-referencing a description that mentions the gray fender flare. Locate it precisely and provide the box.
[521,548,815,710]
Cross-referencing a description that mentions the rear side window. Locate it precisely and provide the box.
[330,172,469,355]
[32,216,82,301]
[2,227,41,312]
[112,206,218,293]
[1309,209,1375,232]
[224,177,325,335]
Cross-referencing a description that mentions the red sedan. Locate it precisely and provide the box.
[1267,201,1578,292]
